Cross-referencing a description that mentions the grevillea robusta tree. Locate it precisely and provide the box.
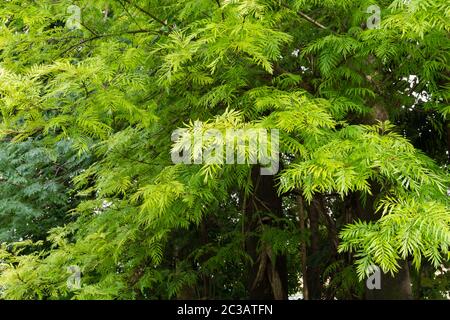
[0,0,449,299]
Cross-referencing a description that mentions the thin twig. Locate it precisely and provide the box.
[118,0,145,31]
[120,0,173,31]
[59,29,159,56]
[80,22,98,36]
[296,11,329,31]
[214,0,225,21]
[281,3,333,33]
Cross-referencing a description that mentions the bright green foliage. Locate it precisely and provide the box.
[0,0,449,299]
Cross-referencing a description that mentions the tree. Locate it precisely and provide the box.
[0,0,448,300]
[0,138,90,243]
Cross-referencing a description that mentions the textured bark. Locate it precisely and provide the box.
[297,195,309,300]
[358,97,413,299]
[353,189,413,300]
[365,260,413,300]
[244,166,288,300]
[305,195,323,300]
[200,218,211,298]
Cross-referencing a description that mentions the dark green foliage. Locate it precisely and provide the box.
[0,138,89,243]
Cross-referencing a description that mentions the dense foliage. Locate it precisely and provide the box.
[0,0,449,300]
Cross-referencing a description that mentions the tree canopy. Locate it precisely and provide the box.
[0,0,449,300]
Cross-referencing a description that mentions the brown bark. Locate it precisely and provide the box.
[365,260,413,300]
[360,96,413,299]
[244,166,288,300]
[305,195,323,299]
[297,195,309,300]
[352,190,413,300]
[200,218,210,298]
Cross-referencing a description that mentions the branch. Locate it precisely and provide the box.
[120,0,173,31]
[59,29,159,56]
[296,11,329,31]
[80,22,98,36]
[214,0,225,20]
[281,3,334,33]
[118,0,145,30]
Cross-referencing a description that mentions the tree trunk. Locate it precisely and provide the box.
[200,218,211,298]
[353,190,413,300]
[305,195,323,299]
[244,166,288,300]
[365,260,413,300]
[297,195,309,300]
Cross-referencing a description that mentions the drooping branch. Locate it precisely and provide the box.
[59,29,160,56]
[120,0,173,31]
[281,3,334,33]
[296,11,329,31]
[80,22,98,36]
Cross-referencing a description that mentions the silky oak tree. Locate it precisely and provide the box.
[0,0,448,300]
